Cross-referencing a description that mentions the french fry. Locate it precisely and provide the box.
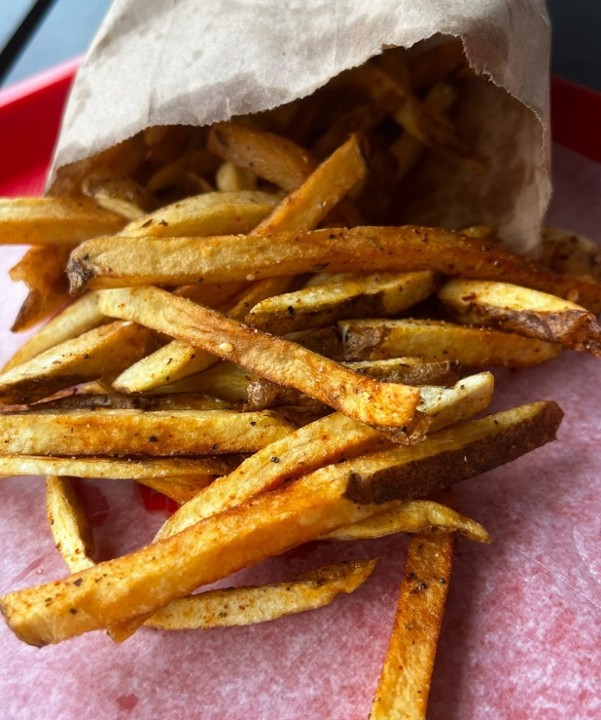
[336,318,562,367]
[145,559,376,630]
[158,372,493,540]
[0,454,238,485]
[9,246,71,332]
[81,173,157,220]
[0,401,561,647]
[97,286,424,438]
[151,362,253,403]
[145,149,219,193]
[0,409,294,457]
[0,197,125,247]
[34,391,233,412]
[0,321,152,405]
[208,122,316,192]
[246,271,434,334]
[439,278,601,355]
[325,499,490,544]
[3,291,105,371]
[68,226,601,312]
[215,162,257,192]
[121,190,279,238]
[346,358,461,387]
[369,511,454,719]
[45,476,95,573]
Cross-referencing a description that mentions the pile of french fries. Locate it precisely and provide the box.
[0,42,600,718]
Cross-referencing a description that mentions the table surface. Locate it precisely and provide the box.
[0,0,600,91]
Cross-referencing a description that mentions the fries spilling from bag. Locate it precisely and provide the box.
[1,43,599,719]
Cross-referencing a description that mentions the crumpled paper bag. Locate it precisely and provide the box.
[50,0,551,251]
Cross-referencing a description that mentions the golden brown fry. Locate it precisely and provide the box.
[122,191,280,238]
[98,286,423,438]
[0,408,294,457]
[10,246,70,332]
[252,134,366,234]
[0,454,238,484]
[82,173,157,220]
[152,363,253,403]
[45,476,95,573]
[145,559,376,630]
[69,226,601,312]
[3,292,105,371]
[325,499,490,543]
[439,279,601,356]
[369,500,455,719]
[246,271,434,334]
[346,358,461,387]
[208,122,315,192]
[215,162,257,192]
[159,372,493,540]
[0,321,152,405]
[336,318,562,367]
[0,197,125,246]
[34,391,233,412]
[0,401,561,646]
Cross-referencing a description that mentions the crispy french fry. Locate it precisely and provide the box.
[158,372,493,540]
[208,122,316,192]
[336,318,562,367]
[10,246,71,332]
[0,321,152,405]
[145,559,376,630]
[439,278,601,356]
[369,518,454,719]
[69,226,601,312]
[346,358,461,387]
[246,271,434,334]
[45,476,95,573]
[0,409,293,457]
[3,292,105,371]
[0,454,238,484]
[152,363,253,402]
[325,499,490,543]
[82,173,157,220]
[98,286,423,438]
[34,391,233,412]
[0,401,561,647]
[0,197,125,246]
[121,191,279,238]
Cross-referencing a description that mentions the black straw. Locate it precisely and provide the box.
[0,0,56,84]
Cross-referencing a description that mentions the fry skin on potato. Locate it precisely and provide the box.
[0,401,561,647]
[438,278,601,357]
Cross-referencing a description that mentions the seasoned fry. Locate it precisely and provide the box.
[0,321,152,405]
[3,291,105,371]
[152,362,253,403]
[246,271,434,334]
[145,559,376,630]
[0,402,561,646]
[325,499,490,543]
[97,286,423,438]
[0,455,238,491]
[215,162,257,192]
[82,173,156,220]
[369,516,454,719]
[208,122,315,192]
[122,190,279,238]
[69,226,601,312]
[439,278,601,356]
[34,391,233,412]
[0,197,125,246]
[45,476,95,573]
[159,372,493,540]
[10,246,71,332]
[346,358,461,387]
[0,409,294,457]
[336,318,562,367]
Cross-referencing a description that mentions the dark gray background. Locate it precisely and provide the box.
[0,0,599,89]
